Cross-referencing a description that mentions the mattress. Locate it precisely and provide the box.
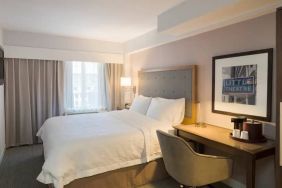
[37,110,171,188]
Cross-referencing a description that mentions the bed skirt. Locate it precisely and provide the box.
[48,159,169,188]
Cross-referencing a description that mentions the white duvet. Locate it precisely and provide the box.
[37,110,171,188]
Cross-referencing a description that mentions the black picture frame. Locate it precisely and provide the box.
[212,48,273,122]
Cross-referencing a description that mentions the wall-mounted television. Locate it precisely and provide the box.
[0,47,4,85]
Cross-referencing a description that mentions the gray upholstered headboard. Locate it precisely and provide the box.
[138,66,196,119]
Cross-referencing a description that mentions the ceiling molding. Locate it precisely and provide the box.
[4,45,124,64]
[157,0,238,32]
[3,30,124,54]
[125,1,281,54]
[162,0,281,36]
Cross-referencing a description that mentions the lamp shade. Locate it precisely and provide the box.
[120,77,132,86]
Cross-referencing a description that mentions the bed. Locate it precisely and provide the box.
[37,65,197,188]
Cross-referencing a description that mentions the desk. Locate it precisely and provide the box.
[174,124,275,188]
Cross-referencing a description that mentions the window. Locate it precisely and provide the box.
[64,61,107,113]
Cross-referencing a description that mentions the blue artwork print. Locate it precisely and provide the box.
[222,65,257,105]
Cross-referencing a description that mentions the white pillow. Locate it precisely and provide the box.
[129,95,152,115]
[146,97,185,125]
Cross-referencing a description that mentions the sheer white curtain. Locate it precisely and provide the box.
[104,63,124,110]
[64,61,107,113]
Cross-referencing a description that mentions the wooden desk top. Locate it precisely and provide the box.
[174,124,275,155]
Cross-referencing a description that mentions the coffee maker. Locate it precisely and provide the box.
[231,116,247,131]
[231,117,266,143]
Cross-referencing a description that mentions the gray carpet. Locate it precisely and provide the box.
[0,144,47,188]
[0,145,230,188]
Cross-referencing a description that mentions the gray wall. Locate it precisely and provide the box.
[0,85,5,164]
[129,13,276,187]
[0,28,3,46]
[0,28,4,164]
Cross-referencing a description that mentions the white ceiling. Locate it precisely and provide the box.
[0,0,185,42]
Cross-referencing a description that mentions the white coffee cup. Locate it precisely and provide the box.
[240,131,249,140]
[232,129,241,138]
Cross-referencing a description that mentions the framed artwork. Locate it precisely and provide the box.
[212,48,273,121]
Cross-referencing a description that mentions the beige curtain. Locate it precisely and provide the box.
[104,63,123,110]
[5,58,64,147]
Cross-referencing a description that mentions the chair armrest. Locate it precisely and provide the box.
[197,153,230,160]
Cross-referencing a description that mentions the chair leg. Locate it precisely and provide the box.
[179,185,196,188]
[179,184,197,188]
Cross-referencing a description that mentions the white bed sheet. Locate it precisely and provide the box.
[36,110,171,188]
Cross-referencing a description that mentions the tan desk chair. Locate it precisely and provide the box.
[157,130,233,188]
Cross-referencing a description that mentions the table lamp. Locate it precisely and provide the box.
[120,77,135,109]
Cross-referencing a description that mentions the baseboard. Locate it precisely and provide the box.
[223,178,246,188]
